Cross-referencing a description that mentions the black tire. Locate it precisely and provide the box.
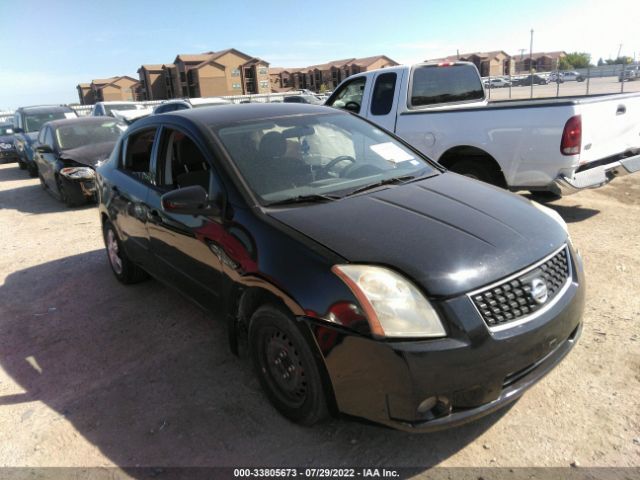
[18,159,27,170]
[102,220,149,284]
[56,175,84,207]
[27,162,38,178]
[38,173,47,190]
[529,190,562,202]
[249,305,329,425]
[447,158,504,187]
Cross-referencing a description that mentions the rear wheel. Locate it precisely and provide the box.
[447,158,504,187]
[102,220,148,284]
[249,305,329,425]
[18,159,27,170]
[27,162,38,178]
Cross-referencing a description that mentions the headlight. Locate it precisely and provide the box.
[332,265,446,338]
[60,167,95,180]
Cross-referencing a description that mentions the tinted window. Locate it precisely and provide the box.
[326,77,366,113]
[283,96,302,103]
[370,73,397,115]
[104,104,139,115]
[0,125,13,135]
[122,129,156,183]
[410,64,484,107]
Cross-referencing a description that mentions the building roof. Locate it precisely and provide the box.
[430,50,511,62]
[350,55,398,67]
[77,83,91,88]
[269,67,285,75]
[139,64,165,71]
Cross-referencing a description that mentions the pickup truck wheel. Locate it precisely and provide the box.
[102,221,149,284]
[447,158,503,187]
[249,305,329,426]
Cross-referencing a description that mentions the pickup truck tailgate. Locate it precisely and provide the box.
[578,94,640,164]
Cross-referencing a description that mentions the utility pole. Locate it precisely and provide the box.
[617,44,622,59]
[530,29,534,98]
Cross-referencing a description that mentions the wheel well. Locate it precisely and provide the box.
[438,146,507,188]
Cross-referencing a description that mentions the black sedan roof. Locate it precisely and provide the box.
[44,116,121,130]
[166,103,340,128]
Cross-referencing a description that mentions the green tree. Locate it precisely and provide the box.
[597,57,604,66]
[605,56,633,65]
[558,52,591,70]
[319,83,332,93]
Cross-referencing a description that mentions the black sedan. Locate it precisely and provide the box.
[96,104,584,431]
[34,117,124,206]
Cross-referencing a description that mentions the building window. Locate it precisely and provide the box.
[232,68,241,76]
[232,83,241,89]
[259,80,269,88]
[180,72,186,83]
[258,67,268,75]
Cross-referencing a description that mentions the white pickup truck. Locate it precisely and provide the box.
[325,62,640,195]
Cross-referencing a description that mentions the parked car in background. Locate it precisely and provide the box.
[152,97,231,114]
[91,101,145,117]
[511,74,549,86]
[96,103,584,431]
[33,117,123,206]
[326,61,640,196]
[483,78,511,88]
[283,94,324,104]
[0,123,18,163]
[12,105,78,176]
[619,66,640,82]
[552,71,585,83]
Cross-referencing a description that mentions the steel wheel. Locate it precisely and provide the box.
[106,228,123,275]
[262,327,307,408]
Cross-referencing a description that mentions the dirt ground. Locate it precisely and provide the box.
[0,162,638,473]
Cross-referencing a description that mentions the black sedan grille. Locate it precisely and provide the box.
[470,246,571,329]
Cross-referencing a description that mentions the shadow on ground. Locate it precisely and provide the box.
[0,251,511,472]
[0,164,94,214]
[523,193,600,223]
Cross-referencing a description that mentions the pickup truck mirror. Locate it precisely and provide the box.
[36,144,53,154]
[161,185,221,216]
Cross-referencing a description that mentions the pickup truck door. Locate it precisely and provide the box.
[363,70,404,133]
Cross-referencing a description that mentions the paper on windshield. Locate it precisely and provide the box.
[64,113,77,119]
[369,142,414,163]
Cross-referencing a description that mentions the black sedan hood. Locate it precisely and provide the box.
[0,135,15,146]
[268,173,568,297]
[59,141,116,167]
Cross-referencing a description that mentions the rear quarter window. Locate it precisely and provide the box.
[410,64,484,108]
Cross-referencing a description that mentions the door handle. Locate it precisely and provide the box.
[616,104,626,115]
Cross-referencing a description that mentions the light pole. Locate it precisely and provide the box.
[529,28,534,98]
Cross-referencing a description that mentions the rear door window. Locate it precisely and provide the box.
[410,64,484,108]
[370,72,397,116]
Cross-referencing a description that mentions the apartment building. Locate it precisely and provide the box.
[517,51,567,73]
[76,76,141,105]
[135,48,270,100]
[430,51,514,77]
[270,55,399,92]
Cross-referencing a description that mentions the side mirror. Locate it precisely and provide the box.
[13,127,24,134]
[36,144,53,154]
[161,185,221,216]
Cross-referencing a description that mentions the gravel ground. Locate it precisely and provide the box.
[0,162,638,472]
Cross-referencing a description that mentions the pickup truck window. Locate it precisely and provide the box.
[371,73,397,116]
[326,77,366,114]
[410,64,484,108]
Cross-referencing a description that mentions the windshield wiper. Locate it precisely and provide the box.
[265,193,340,207]
[345,174,424,197]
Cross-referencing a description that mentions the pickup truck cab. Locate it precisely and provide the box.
[326,62,640,195]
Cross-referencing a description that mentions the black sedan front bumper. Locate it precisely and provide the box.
[0,149,18,163]
[312,247,585,432]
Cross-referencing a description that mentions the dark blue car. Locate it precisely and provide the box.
[12,105,77,176]
[0,123,18,163]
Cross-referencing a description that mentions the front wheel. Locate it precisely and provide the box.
[102,220,148,284]
[249,305,329,426]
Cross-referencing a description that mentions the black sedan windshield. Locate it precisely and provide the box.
[55,121,122,150]
[215,113,435,204]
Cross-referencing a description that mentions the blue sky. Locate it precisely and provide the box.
[0,0,638,108]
